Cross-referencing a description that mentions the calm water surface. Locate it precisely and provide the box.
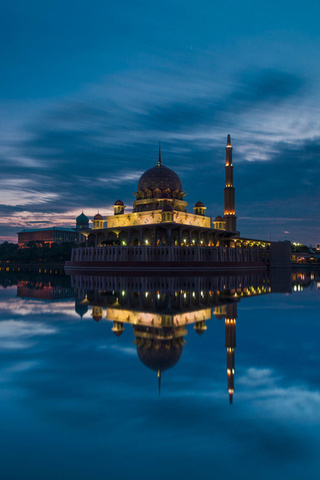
[0,269,319,480]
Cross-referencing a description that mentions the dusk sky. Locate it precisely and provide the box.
[1,1,320,244]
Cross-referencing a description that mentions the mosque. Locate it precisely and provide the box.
[78,135,239,248]
[67,135,291,270]
[71,271,279,403]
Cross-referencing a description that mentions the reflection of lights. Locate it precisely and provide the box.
[192,292,195,297]
[183,293,187,299]
[157,294,160,299]
[145,292,148,297]
[145,239,148,245]
[122,291,125,296]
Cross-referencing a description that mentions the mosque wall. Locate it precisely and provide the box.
[106,211,211,229]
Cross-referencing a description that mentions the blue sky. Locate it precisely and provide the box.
[1,0,320,243]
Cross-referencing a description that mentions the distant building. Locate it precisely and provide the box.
[17,212,89,248]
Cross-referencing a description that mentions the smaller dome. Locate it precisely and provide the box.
[195,201,204,208]
[194,327,206,335]
[94,213,103,220]
[215,215,223,221]
[75,301,88,318]
[162,204,173,212]
[76,212,89,224]
[114,199,124,205]
[93,314,102,322]
[113,330,124,337]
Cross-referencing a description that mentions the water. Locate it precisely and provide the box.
[0,269,319,480]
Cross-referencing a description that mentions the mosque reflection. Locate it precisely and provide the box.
[12,268,319,403]
[71,271,284,404]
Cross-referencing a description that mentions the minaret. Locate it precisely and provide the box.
[225,302,237,404]
[158,142,162,167]
[224,134,237,231]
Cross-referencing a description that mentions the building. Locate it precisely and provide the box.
[70,270,288,401]
[66,136,291,270]
[18,212,89,248]
[82,136,238,248]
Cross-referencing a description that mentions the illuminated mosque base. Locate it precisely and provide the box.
[66,244,269,271]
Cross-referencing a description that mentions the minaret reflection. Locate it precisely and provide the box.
[71,272,279,403]
[225,303,237,404]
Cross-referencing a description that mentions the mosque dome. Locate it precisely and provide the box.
[195,201,204,208]
[76,212,89,225]
[113,330,124,337]
[137,340,183,373]
[75,301,88,318]
[94,213,103,220]
[215,215,223,221]
[137,164,182,192]
[114,199,124,205]
[194,325,206,335]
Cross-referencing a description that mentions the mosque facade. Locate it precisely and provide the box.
[66,136,292,270]
[81,135,238,248]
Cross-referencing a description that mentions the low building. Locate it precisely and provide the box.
[18,213,89,248]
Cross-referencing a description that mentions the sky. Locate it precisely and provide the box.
[1,0,320,244]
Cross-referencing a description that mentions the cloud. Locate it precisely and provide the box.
[0,65,319,243]
[238,367,320,424]
[0,319,57,349]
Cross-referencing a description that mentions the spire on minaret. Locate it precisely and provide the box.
[227,134,232,147]
[158,143,162,167]
[158,369,161,396]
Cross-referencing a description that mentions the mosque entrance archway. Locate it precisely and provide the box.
[88,233,96,247]
[118,231,129,246]
[106,231,118,245]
